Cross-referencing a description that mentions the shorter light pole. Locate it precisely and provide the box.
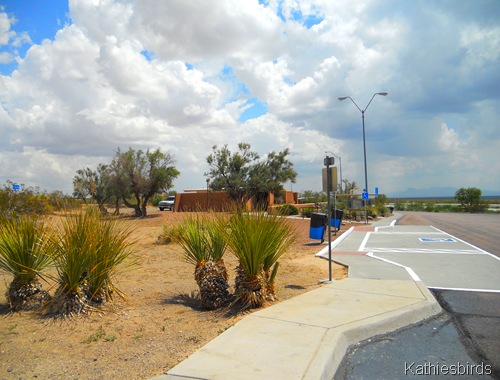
[324,155,334,282]
[206,178,210,210]
[325,151,341,236]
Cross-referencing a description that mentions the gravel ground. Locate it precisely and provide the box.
[0,210,353,379]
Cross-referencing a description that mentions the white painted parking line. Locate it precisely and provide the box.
[430,226,500,261]
[376,231,446,235]
[428,286,500,293]
[367,248,482,255]
[358,231,371,252]
[366,252,421,282]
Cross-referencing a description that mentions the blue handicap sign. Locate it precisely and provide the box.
[362,190,368,200]
[375,187,379,196]
[12,183,21,191]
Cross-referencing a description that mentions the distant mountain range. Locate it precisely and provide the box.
[386,187,500,198]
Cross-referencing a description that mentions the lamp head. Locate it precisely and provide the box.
[377,92,388,96]
[338,96,348,101]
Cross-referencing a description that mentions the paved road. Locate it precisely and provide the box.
[335,212,500,380]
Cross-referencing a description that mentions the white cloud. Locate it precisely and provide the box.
[0,12,16,46]
[438,123,462,153]
[0,0,499,196]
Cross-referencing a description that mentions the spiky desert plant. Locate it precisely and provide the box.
[261,216,296,300]
[156,222,183,245]
[225,212,296,310]
[201,214,230,308]
[0,215,52,310]
[47,209,136,317]
[85,215,137,304]
[47,211,95,317]
[176,213,230,309]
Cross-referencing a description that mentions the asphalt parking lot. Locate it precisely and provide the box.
[334,212,500,380]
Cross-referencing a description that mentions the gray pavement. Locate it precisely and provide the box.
[153,213,500,380]
[335,310,496,380]
[318,218,500,292]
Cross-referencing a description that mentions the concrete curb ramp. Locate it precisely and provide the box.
[154,278,440,380]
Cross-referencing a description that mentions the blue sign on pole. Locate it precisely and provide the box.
[375,187,379,196]
[362,189,368,200]
[12,183,21,191]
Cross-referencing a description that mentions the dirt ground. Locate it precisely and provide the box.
[0,210,365,380]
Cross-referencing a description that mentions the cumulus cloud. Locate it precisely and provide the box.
[0,0,499,195]
[438,123,462,152]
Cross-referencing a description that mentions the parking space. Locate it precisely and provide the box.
[362,226,500,292]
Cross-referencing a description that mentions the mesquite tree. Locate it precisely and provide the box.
[206,143,297,209]
[111,148,180,217]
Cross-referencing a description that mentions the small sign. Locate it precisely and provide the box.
[419,238,456,243]
[362,190,369,200]
[375,187,379,196]
[322,167,338,192]
[12,183,21,191]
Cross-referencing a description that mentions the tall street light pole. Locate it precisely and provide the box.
[338,92,388,223]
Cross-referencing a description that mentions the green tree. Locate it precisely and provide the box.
[455,187,483,212]
[206,143,297,208]
[340,179,359,195]
[72,164,111,214]
[111,148,180,217]
[300,190,327,203]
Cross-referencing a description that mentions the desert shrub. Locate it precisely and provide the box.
[424,203,435,212]
[0,215,52,310]
[224,212,296,310]
[176,213,230,309]
[157,223,183,244]
[275,204,299,216]
[372,195,388,216]
[368,207,378,218]
[0,182,80,219]
[150,194,163,207]
[395,202,405,211]
[47,209,137,317]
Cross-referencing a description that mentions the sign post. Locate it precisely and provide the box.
[362,189,369,223]
[322,156,335,282]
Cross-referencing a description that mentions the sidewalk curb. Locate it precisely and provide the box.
[315,226,355,257]
[303,281,441,379]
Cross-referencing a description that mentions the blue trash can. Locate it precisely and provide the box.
[330,209,344,231]
[310,212,327,242]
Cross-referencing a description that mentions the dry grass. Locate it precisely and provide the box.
[0,209,349,379]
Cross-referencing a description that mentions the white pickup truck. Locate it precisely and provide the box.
[158,195,175,211]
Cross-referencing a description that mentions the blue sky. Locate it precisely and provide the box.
[0,0,69,73]
[0,0,499,196]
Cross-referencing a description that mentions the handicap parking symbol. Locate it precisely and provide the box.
[419,237,456,243]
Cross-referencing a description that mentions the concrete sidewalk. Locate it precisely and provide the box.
[154,214,442,380]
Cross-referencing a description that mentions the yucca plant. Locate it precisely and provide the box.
[47,211,95,316]
[176,213,230,309]
[225,212,296,310]
[0,215,52,310]
[48,209,136,317]
[156,222,183,245]
[85,216,137,304]
[261,216,296,301]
